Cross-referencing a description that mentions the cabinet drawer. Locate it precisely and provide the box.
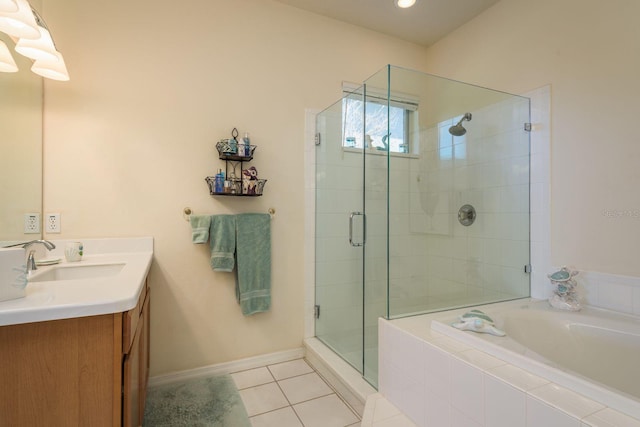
[123,280,148,354]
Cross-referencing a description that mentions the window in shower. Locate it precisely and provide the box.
[341,84,418,154]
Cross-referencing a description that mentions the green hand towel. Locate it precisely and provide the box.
[190,215,212,244]
[235,213,271,316]
[210,215,236,272]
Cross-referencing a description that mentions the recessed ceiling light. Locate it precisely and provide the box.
[395,0,417,8]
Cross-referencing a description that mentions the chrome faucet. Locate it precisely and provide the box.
[2,240,56,274]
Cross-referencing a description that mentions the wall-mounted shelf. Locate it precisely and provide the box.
[217,153,254,162]
[205,134,267,197]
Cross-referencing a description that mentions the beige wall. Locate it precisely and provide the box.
[41,0,428,375]
[423,0,640,277]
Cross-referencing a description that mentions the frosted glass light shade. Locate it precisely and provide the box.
[15,24,58,61]
[31,50,69,81]
[0,0,18,13]
[0,0,39,39]
[0,39,18,72]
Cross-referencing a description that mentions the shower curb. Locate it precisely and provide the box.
[304,337,377,416]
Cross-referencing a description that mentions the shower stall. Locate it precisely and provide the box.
[314,65,531,388]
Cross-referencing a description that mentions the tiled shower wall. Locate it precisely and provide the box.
[388,96,531,317]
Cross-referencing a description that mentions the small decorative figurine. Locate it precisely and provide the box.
[242,166,259,195]
[548,266,581,311]
[451,309,506,336]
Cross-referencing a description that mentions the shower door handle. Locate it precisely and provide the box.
[349,212,366,247]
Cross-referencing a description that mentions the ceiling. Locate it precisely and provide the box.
[273,0,500,47]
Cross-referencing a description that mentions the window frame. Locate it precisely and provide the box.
[341,82,419,157]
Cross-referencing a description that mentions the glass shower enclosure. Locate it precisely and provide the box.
[315,65,531,387]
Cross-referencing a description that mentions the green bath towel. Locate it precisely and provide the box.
[235,213,271,316]
[190,215,211,244]
[210,215,236,272]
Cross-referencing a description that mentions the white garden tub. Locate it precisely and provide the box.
[431,299,640,420]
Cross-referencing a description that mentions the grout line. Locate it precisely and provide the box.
[288,391,336,407]
[230,365,276,391]
[273,375,293,407]
[270,373,307,426]
[306,359,362,420]
[247,402,291,419]
[273,370,318,383]
[235,379,275,391]
[268,370,315,382]
[271,359,336,427]
[243,358,361,426]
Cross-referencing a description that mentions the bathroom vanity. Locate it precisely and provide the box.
[0,238,153,427]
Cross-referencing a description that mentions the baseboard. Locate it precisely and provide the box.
[148,347,305,388]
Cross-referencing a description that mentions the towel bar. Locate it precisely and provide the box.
[183,207,275,221]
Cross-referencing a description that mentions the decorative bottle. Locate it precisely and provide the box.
[242,132,251,157]
[214,169,224,193]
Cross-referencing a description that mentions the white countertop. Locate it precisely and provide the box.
[0,237,153,327]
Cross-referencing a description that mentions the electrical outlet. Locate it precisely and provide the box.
[45,213,61,233]
[24,213,40,234]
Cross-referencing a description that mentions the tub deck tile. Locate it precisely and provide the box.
[583,408,640,427]
[454,348,507,371]
[486,363,550,392]
[529,383,606,420]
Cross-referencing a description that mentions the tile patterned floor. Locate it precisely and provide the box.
[231,358,361,427]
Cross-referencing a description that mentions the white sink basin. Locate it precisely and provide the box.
[29,263,125,283]
[0,238,153,327]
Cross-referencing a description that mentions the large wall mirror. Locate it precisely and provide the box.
[0,26,43,242]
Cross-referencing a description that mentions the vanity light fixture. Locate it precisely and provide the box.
[0,0,69,80]
[0,0,38,39]
[31,50,68,81]
[395,0,417,8]
[0,0,18,13]
[15,11,58,62]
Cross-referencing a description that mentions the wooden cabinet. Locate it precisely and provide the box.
[123,289,150,427]
[0,281,150,427]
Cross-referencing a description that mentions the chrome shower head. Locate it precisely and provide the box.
[448,112,472,136]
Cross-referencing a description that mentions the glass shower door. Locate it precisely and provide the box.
[314,81,392,388]
[315,95,365,373]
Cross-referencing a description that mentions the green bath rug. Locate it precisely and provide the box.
[143,374,251,427]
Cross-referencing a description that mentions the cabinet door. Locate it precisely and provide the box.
[123,290,150,427]
[139,291,150,419]
[123,313,142,427]
[0,315,119,426]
